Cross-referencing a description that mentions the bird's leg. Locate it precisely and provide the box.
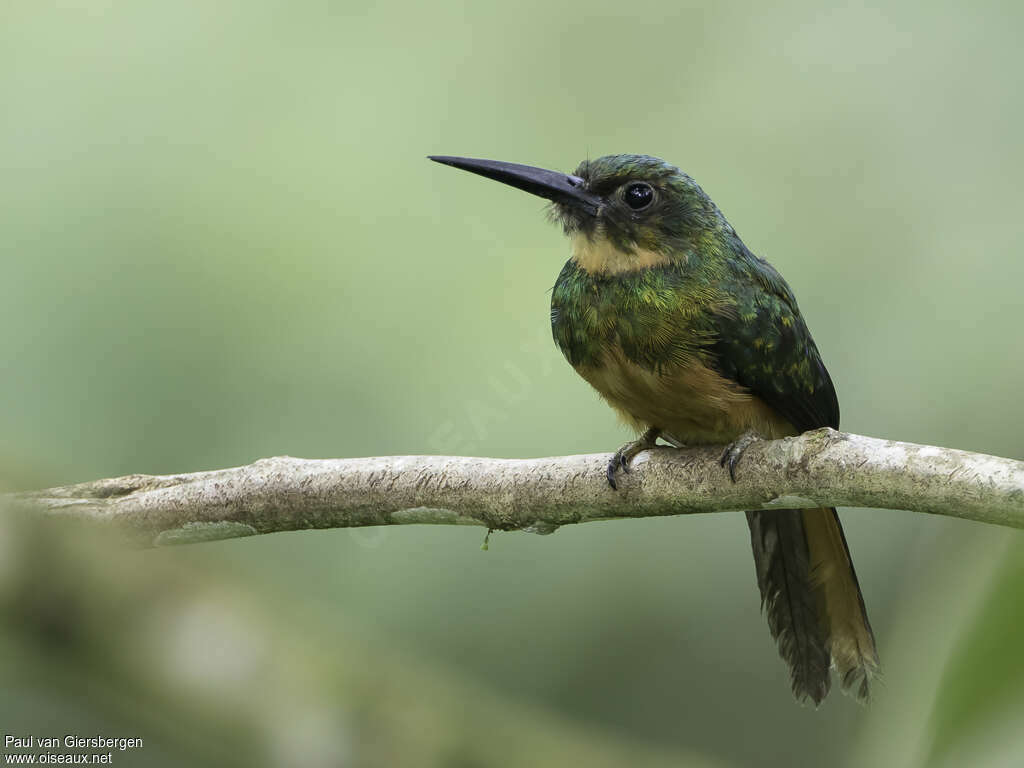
[719,430,761,482]
[607,427,661,490]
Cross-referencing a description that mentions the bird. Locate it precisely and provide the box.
[429,153,878,704]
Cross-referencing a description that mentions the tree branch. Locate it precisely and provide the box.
[7,428,1023,547]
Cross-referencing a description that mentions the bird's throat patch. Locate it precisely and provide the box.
[570,233,671,275]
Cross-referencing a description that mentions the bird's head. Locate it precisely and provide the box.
[430,153,727,274]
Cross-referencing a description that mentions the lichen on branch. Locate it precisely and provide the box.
[8,429,1024,547]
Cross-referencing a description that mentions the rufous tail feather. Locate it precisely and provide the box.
[747,508,878,704]
[803,507,879,700]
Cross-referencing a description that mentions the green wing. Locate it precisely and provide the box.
[709,251,839,432]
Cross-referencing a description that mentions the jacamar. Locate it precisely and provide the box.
[430,153,878,704]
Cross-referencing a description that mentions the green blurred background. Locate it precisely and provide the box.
[2,1,1023,766]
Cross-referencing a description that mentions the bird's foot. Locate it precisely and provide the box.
[607,427,661,490]
[719,430,760,482]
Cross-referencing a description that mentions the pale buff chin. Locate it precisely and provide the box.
[570,233,672,275]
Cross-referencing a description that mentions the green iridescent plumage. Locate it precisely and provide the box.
[431,152,878,705]
[550,154,837,436]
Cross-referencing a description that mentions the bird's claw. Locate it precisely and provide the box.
[719,431,760,482]
[606,449,630,490]
[606,458,620,490]
[606,428,661,491]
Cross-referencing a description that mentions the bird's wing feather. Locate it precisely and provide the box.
[707,251,838,432]
[706,251,878,703]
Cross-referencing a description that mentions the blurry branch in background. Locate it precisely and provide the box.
[8,428,1024,547]
[0,498,725,768]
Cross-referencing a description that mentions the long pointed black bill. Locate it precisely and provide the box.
[429,155,601,216]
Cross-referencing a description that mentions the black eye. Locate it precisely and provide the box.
[623,182,654,210]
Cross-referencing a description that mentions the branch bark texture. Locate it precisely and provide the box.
[8,429,1024,547]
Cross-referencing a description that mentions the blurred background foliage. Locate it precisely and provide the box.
[1,1,1023,766]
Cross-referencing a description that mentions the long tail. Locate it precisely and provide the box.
[746,508,879,704]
